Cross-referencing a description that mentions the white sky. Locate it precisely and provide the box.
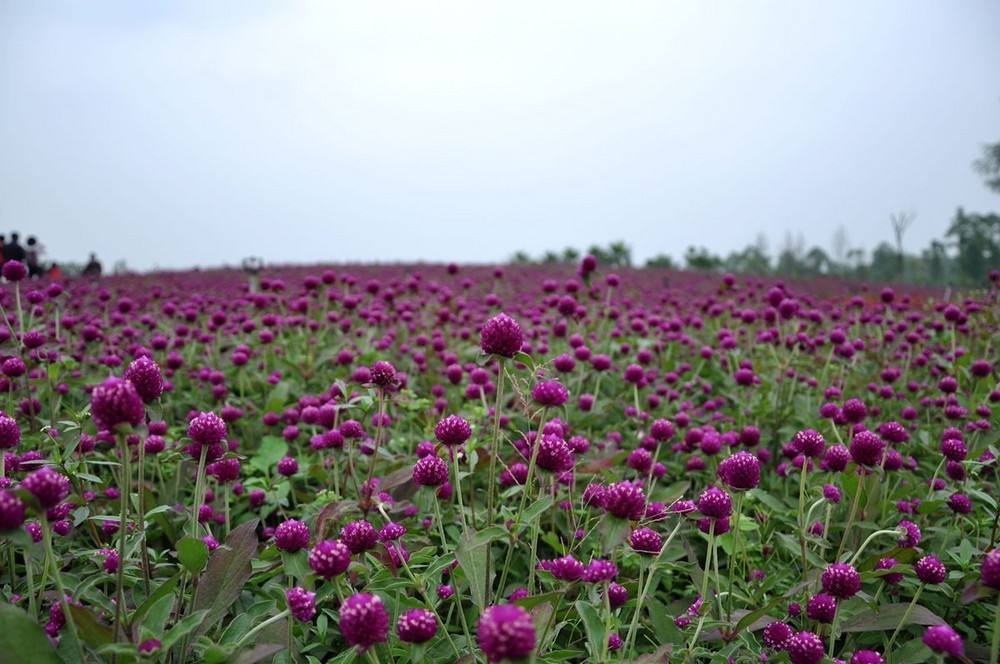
[1,1,998,271]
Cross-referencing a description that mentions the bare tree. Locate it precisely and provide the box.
[890,211,915,280]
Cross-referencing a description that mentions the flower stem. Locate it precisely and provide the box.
[886,584,923,652]
[113,433,132,644]
[235,609,291,649]
[43,519,85,662]
[835,473,865,562]
[686,523,716,658]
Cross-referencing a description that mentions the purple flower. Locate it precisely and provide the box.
[274,519,310,553]
[339,593,390,651]
[806,593,837,623]
[476,604,536,662]
[369,361,397,388]
[914,555,947,584]
[922,625,963,657]
[435,415,472,447]
[286,587,316,622]
[396,608,437,643]
[124,356,164,403]
[413,455,449,486]
[603,481,645,520]
[851,651,885,664]
[2,260,27,281]
[849,430,885,467]
[188,412,227,446]
[340,520,377,554]
[718,451,761,490]
[0,490,26,530]
[531,380,569,407]
[824,445,851,472]
[607,582,628,608]
[0,414,21,450]
[762,621,793,649]
[583,559,618,583]
[698,486,733,519]
[793,429,826,458]
[480,313,524,358]
[981,549,1000,589]
[540,555,584,581]
[277,456,299,476]
[22,467,71,508]
[536,435,573,472]
[821,563,861,599]
[823,484,842,503]
[628,527,663,555]
[91,377,145,430]
[897,519,922,548]
[787,630,825,664]
[876,557,903,584]
[308,539,351,578]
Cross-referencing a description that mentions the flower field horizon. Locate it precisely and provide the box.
[0,258,997,664]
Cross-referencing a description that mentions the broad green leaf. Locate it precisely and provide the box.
[455,527,503,610]
[193,519,260,638]
[839,603,945,632]
[177,537,210,574]
[68,604,113,647]
[160,609,210,652]
[0,603,64,664]
[575,600,606,660]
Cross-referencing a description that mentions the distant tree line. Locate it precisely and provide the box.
[513,140,1000,288]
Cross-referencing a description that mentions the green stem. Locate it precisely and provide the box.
[849,528,905,567]
[191,445,209,537]
[835,473,865,562]
[113,433,132,644]
[685,523,716,659]
[43,519,86,662]
[886,585,923,652]
[235,609,291,649]
[451,450,469,533]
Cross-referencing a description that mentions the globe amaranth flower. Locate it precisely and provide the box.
[793,429,826,457]
[603,481,646,520]
[434,415,472,447]
[480,313,524,358]
[286,587,316,622]
[369,361,397,388]
[824,445,851,472]
[531,380,569,407]
[188,411,227,446]
[274,519,310,553]
[583,559,618,583]
[922,625,963,657]
[849,430,885,467]
[823,484,842,503]
[535,435,573,472]
[341,519,378,554]
[718,451,761,490]
[851,650,885,664]
[308,539,351,579]
[698,486,733,519]
[914,555,947,584]
[762,621,793,649]
[821,563,861,599]
[786,630,825,664]
[22,466,71,508]
[947,492,972,514]
[806,593,837,623]
[607,582,628,609]
[339,593,390,651]
[476,604,536,662]
[539,555,584,581]
[277,456,298,476]
[91,377,145,431]
[876,557,903,584]
[124,356,164,403]
[2,260,27,281]
[897,519,922,548]
[629,527,663,554]
[0,414,21,450]
[396,608,437,643]
[413,455,449,486]
[0,490,27,530]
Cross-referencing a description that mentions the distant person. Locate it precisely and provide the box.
[26,236,44,278]
[82,252,103,277]
[0,235,6,262]
[4,233,26,263]
[48,263,62,279]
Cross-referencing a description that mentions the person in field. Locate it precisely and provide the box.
[26,236,45,278]
[82,252,103,277]
[3,233,26,263]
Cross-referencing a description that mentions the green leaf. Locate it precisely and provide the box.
[0,602,64,664]
[281,550,310,582]
[234,644,286,664]
[177,537,210,574]
[575,600,606,660]
[839,603,946,632]
[251,437,288,473]
[520,496,554,527]
[193,519,260,638]
[455,527,503,610]
[131,571,180,626]
[734,594,786,634]
[160,609,210,653]
[68,604,113,647]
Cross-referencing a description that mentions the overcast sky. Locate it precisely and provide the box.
[1,2,998,271]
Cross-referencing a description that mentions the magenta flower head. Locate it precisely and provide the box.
[897,519,922,548]
[851,650,885,664]
[0,414,21,450]
[532,380,569,408]
[603,481,646,520]
[762,621,793,649]
[286,587,316,622]
[981,549,1000,589]
[806,593,837,623]
[793,429,826,458]
[369,361,397,389]
[434,415,472,447]
[124,356,164,403]
[476,604,536,662]
[2,260,27,282]
[650,419,675,442]
[823,484,842,503]
[339,593,390,651]
[413,456,449,487]
[480,313,524,358]
[535,435,573,472]
[824,445,851,472]
[340,519,378,554]
[914,555,947,584]
[786,630,825,664]
[308,539,351,579]
[274,519,310,553]
[821,563,861,599]
[718,451,761,490]
[188,412,227,446]
[628,527,663,554]
[849,430,885,467]
[396,608,437,643]
[698,486,733,519]
[583,559,618,583]
[876,557,904,584]
[22,466,71,508]
[91,377,145,431]
[0,490,27,530]
[541,554,584,581]
[922,625,963,658]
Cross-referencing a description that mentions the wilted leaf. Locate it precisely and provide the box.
[193,519,260,637]
[840,602,945,632]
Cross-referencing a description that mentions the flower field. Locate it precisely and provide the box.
[0,259,998,664]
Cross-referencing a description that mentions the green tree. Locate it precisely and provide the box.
[946,207,1000,286]
[974,141,1000,194]
[645,254,676,269]
[685,246,723,271]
